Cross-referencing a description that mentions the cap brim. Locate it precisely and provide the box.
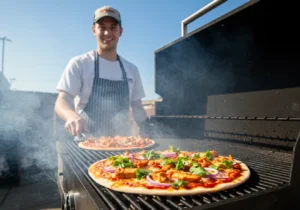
[94,14,121,25]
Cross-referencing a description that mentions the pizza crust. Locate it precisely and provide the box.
[78,140,156,151]
[88,160,251,196]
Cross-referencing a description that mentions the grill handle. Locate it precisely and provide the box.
[58,174,68,210]
[61,190,76,210]
[181,0,227,36]
[58,175,76,210]
[288,130,300,206]
[66,191,76,210]
[57,173,75,210]
[290,130,300,186]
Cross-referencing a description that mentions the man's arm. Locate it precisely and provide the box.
[55,91,88,136]
[131,99,148,127]
[55,91,77,121]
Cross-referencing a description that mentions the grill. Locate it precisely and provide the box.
[56,113,300,210]
[56,0,300,209]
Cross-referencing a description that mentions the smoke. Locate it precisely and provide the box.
[0,156,8,175]
[0,90,58,175]
[153,25,256,141]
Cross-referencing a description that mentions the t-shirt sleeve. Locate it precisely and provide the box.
[131,66,146,101]
[56,57,82,97]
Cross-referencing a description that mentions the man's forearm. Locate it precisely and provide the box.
[55,92,79,121]
[131,100,148,127]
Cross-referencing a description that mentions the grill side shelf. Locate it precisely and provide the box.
[289,131,300,205]
[152,115,300,121]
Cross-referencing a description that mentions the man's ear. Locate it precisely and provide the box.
[92,24,96,36]
[119,27,123,37]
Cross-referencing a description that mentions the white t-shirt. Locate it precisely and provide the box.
[56,50,146,113]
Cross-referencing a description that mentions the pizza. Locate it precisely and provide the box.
[88,146,251,196]
[78,135,155,151]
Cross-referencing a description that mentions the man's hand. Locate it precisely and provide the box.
[55,91,89,136]
[65,116,88,136]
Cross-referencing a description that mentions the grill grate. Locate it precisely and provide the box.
[62,141,291,210]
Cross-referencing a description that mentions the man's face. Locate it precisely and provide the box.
[92,16,123,51]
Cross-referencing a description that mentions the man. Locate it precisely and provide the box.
[55,6,149,139]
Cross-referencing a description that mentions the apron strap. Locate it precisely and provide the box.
[94,50,99,80]
[117,55,128,82]
[94,51,128,82]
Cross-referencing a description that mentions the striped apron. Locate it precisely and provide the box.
[80,51,130,137]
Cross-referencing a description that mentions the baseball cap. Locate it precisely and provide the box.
[93,6,121,26]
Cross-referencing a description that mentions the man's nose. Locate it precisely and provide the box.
[104,29,111,35]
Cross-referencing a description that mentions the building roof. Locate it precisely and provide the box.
[0,73,10,90]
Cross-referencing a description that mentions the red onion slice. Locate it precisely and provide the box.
[162,152,177,158]
[146,175,172,187]
[232,161,239,166]
[128,153,145,160]
[214,171,229,179]
[104,167,116,173]
[187,152,197,158]
[204,167,219,178]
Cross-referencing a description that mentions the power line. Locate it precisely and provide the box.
[0,36,12,74]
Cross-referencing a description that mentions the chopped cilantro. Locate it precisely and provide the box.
[192,161,199,167]
[192,153,201,159]
[108,155,121,160]
[190,165,207,176]
[160,158,175,166]
[142,150,162,160]
[172,180,188,189]
[205,151,213,160]
[112,156,134,168]
[221,160,233,168]
[209,165,219,170]
[169,145,180,154]
[174,157,190,170]
[136,169,152,180]
[160,154,166,159]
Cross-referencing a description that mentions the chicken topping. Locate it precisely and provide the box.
[115,168,137,179]
[133,160,149,168]
[196,157,212,167]
[151,170,168,183]
[167,169,201,182]
[162,164,174,171]
[148,159,162,166]
[210,150,218,157]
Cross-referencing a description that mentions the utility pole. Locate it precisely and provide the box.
[0,36,12,74]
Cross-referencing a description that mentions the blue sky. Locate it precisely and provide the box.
[1,0,249,100]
